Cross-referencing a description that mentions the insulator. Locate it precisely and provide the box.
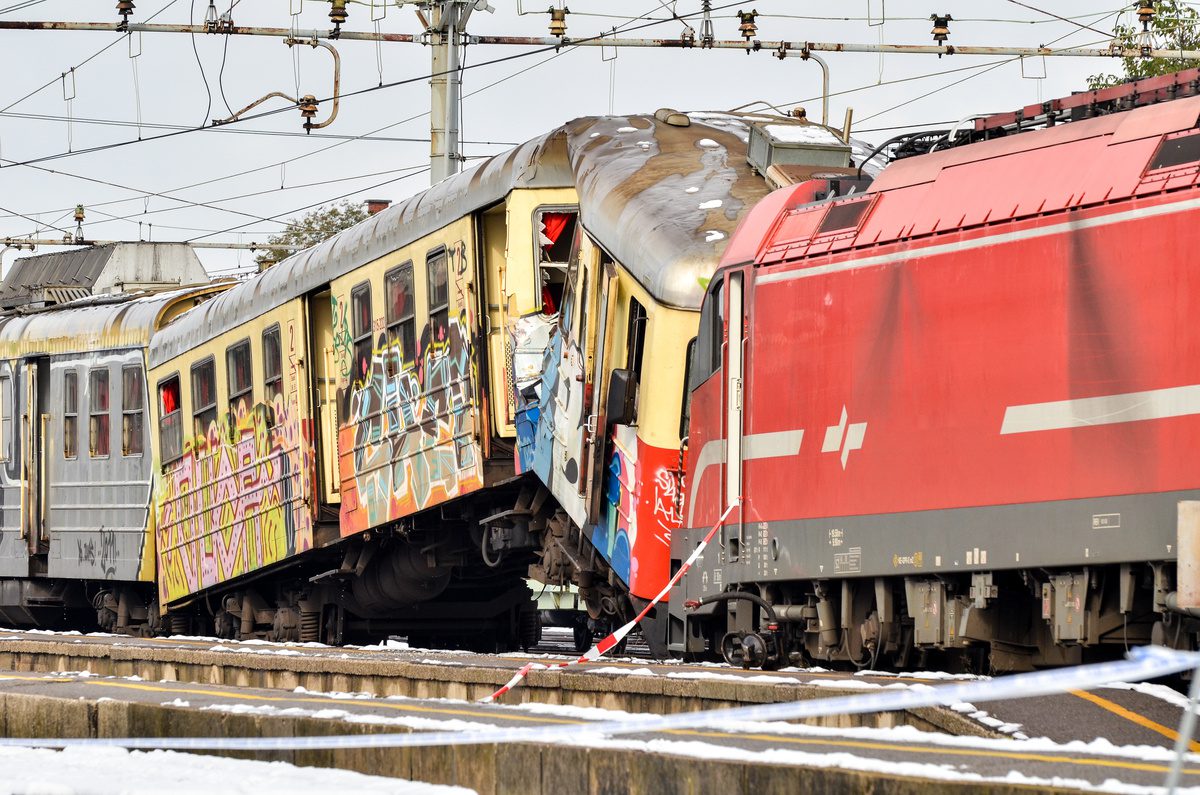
[736,9,758,40]
[791,106,807,120]
[73,205,85,223]
[116,0,135,24]
[548,7,568,38]
[298,94,319,122]
[329,0,348,26]
[1137,1,1155,28]
[930,13,952,44]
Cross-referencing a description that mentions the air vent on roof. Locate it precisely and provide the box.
[746,121,852,178]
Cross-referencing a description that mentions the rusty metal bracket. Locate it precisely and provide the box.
[211,37,340,133]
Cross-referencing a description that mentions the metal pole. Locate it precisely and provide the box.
[0,21,1197,60]
[1166,661,1200,793]
[429,2,465,184]
[445,4,462,182]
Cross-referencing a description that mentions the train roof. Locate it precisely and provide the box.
[721,93,1200,271]
[149,111,796,367]
[0,284,224,357]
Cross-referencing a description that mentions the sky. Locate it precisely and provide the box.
[0,1,1160,276]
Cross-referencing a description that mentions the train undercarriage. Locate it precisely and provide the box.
[683,562,1197,674]
[0,474,637,655]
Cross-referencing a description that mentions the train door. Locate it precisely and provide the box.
[583,257,619,521]
[549,227,591,525]
[309,291,341,505]
[22,356,50,557]
[722,273,745,557]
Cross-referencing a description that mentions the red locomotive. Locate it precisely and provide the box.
[672,70,1200,672]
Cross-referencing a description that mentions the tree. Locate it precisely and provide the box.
[1087,1,1200,90]
[255,200,369,269]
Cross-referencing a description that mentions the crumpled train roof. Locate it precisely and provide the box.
[150,112,777,367]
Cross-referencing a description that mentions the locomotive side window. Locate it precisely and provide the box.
[351,282,373,381]
[385,263,416,374]
[427,249,449,341]
[262,324,282,425]
[89,369,110,458]
[226,339,252,423]
[63,371,78,460]
[688,279,725,393]
[680,337,696,440]
[121,365,144,457]
[158,375,183,465]
[191,358,217,439]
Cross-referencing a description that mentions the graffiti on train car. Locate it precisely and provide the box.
[336,241,484,535]
[76,527,119,580]
[594,426,681,597]
[155,329,316,604]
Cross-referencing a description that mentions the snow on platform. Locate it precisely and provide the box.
[0,746,473,795]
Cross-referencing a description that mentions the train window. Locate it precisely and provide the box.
[0,375,10,462]
[89,369,110,458]
[689,278,724,392]
[385,263,416,374]
[191,358,216,440]
[262,324,282,424]
[537,209,577,265]
[680,337,696,439]
[158,375,182,465]
[559,257,578,338]
[1149,131,1200,171]
[351,282,373,382]
[536,209,578,316]
[226,339,252,424]
[626,298,648,380]
[121,366,144,457]
[427,249,449,340]
[63,371,78,459]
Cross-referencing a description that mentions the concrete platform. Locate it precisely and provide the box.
[0,629,989,736]
[2,668,1192,794]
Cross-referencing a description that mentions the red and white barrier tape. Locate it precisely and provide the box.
[480,503,736,703]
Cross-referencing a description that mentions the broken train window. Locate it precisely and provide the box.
[535,206,578,315]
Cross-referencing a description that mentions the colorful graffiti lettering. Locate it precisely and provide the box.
[336,241,484,535]
[154,390,316,605]
[592,425,682,601]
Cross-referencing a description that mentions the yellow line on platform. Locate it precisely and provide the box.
[678,728,1200,776]
[1070,689,1200,751]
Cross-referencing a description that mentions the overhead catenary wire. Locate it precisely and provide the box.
[0,0,698,236]
[0,0,182,115]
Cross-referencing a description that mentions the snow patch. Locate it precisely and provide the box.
[684,186,700,194]
[616,126,637,133]
[704,230,726,243]
[0,746,474,794]
[698,199,723,210]
[696,138,721,148]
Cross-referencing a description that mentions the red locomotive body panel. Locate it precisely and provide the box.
[686,96,1200,569]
